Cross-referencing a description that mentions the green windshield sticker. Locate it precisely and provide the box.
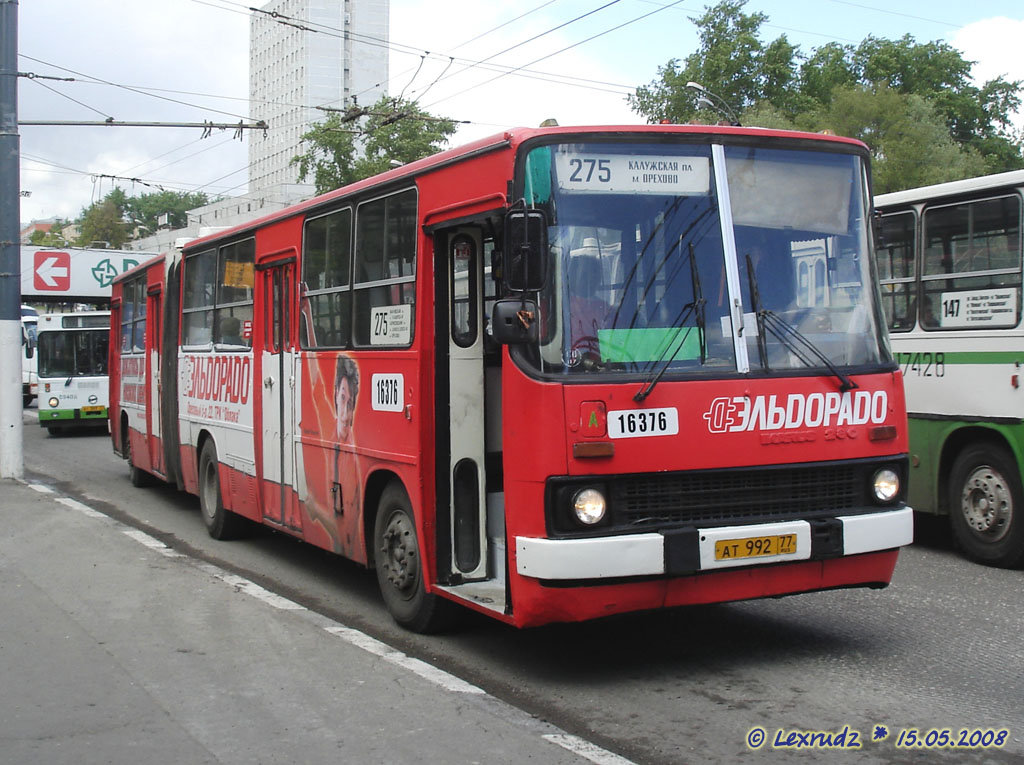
[597,327,703,364]
[524,147,552,205]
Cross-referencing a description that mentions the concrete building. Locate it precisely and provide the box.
[133,0,389,252]
[20,219,55,244]
[248,0,389,199]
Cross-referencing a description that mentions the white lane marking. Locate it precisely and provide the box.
[121,528,185,557]
[29,483,631,765]
[543,734,638,765]
[54,495,107,518]
[323,625,485,695]
[122,528,170,550]
[211,571,306,611]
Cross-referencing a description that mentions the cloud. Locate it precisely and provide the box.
[18,0,250,223]
[951,16,1024,128]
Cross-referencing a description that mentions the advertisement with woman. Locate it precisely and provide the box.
[298,352,363,557]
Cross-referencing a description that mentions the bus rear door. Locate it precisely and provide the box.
[259,256,299,529]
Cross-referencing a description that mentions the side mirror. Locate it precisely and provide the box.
[491,299,538,345]
[503,209,548,292]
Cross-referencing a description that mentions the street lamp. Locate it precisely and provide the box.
[686,82,741,126]
[128,219,154,240]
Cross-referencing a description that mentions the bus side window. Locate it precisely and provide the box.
[183,249,216,347]
[876,211,917,331]
[302,207,352,349]
[922,195,1021,330]
[214,240,255,349]
[353,189,417,346]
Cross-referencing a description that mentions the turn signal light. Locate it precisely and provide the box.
[869,425,897,442]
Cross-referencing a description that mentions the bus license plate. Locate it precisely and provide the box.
[81,405,104,414]
[714,533,797,561]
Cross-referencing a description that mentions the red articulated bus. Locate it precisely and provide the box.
[110,124,913,631]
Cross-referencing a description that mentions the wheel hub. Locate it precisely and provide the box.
[380,514,417,593]
[961,467,1011,541]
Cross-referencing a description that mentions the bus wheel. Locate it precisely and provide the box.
[126,430,151,488]
[949,443,1024,568]
[23,394,32,407]
[198,441,246,540]
[373,483,456,633]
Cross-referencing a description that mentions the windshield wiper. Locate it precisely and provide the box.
[759,311,857,392]
[611,204,714,332]
[745,254,768,371]
[634,243,706,402]
[744,254,856,393]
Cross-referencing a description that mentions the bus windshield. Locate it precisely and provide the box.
[38,329,109,378]
[519,140,889,377]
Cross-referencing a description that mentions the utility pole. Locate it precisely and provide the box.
[0,0,22,479]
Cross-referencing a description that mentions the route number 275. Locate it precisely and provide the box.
[568,158,611,184]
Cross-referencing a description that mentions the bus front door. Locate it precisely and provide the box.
[443,229,489,582]
[260,258,299,530]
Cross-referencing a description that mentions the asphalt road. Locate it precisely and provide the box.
[19,410,1024,764]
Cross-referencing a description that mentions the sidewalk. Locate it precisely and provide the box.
[0,478,619,765]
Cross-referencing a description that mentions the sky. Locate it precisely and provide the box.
[16,0,1024,227]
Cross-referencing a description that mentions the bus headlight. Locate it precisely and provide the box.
[573,488,607,525]
[48,397,59,408]
[872,468,900,503]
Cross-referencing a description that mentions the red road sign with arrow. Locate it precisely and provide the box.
[33,250,71,291]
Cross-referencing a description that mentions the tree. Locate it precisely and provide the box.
[798,43,857,108]
[29,220,70,247]
[630,0,1024,188]
[124,190,210,234]
[75,188,213,243]
[831,34,1021,159]
[630,0,797,123]
[815,86,986,193]
[77,199,128,249]
[292,96,459,195]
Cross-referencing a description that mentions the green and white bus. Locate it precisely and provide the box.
[36,311,111,434]
[875,170,1024,567]
[22,304,38,407]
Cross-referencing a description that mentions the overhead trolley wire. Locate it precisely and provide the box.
[19,54,259,123]
[26,78,112,120]
[423,0,687,111]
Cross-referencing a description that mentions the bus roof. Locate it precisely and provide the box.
[110,252,166,287]
[37,310,111,331]
[181,123,870,253]
[37,310,110,324]
[876,169,1024,208]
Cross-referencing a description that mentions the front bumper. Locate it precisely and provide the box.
[515,507,913,580]
[39,407,109,426]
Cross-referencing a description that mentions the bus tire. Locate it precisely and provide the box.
[23,394,32,407]
[124,424,151,488]
[198,440,246,541]
[949,443,1024,568]
[373,482,457,633]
